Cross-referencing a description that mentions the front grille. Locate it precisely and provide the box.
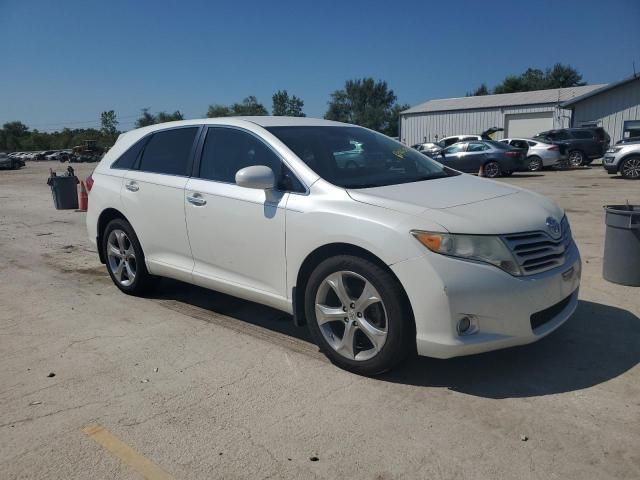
[530,292,574,330]
[502,216,572,275]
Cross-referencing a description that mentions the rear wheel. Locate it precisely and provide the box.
[483,160,501,178]
[620,156,640,179]
[304,255,413,375]
[568,150,585,167]
[103,219,156,295]
[527,156,543,172]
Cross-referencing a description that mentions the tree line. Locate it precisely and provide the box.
[1,64,586,152]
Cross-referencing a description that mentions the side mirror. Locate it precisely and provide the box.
[235,165,275,190]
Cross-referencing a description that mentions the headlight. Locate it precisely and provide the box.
[606,147,622,154]
[412,231,522,276]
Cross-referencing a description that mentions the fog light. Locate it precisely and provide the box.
[456,315,478,336]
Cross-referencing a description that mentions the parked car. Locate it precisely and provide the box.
[0,153,25,169]
[499,138,562,171]
[411,142,441,156]
[87,117,580,375]
[534,127,610,167]
[436,140,526,177]
[603,141,640,179]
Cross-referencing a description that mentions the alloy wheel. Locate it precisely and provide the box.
[106,229,137,287]
[484,162,500,178]
[622,157,640,179]
[314,271,388,361]
[528,157,542,171]
[568,151,584,167]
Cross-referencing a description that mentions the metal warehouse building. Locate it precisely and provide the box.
[561,75,640,143]
[399,84,605,146]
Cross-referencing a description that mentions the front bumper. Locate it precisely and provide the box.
[603,155,619,173]
[391,242,581,358]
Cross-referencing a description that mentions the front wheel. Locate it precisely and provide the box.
[483,161,501,178]
[620,156,640,179]
[568,150,585,167]
[103,219,156,295]
[304,255,413,375]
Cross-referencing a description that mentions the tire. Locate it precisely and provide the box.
[527,156,543,172]
[304,255,414,376]
[620,156,640,179]
[483,160,501,178]
[568,150,585,167]
[102,219,156,295]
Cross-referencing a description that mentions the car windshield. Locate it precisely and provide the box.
[266,126,457,189]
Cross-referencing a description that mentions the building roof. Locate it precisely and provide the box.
[402,84,606,115]
[560,75,640,107]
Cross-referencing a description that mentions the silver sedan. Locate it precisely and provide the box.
[500,138,564,171]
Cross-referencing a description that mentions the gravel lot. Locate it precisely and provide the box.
[1,161,639,479]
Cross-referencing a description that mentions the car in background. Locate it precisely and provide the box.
[436,140,526,177]
[534,127,610,167]
[603,141,640,179]
[616,136,640,145]
[411,142,441,156]
[499,138,562,171]
[0,153,25,170]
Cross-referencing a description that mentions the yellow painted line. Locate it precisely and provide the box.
[82,424,174,480]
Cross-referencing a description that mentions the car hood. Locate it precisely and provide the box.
[347,174,564,234]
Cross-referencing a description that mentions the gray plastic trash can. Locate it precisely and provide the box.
[48,176,79,210]
[603,205,640,286]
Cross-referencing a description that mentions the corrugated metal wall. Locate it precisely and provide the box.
[399,104,571,145]
[571,78,640,143]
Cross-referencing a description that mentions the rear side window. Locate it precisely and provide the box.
[112,138,147,170]
[571,130,594,139]
[467,142,489,152]
[138,127,198,176]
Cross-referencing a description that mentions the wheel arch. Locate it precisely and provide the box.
[96,208,132,264]
[292,242,415,337]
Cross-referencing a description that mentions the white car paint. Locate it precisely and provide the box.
[87,117,580,360]
[500,137,563,167]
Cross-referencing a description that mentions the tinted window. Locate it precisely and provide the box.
[112,137,147,170]
[199,127,304,192]
[527,141,537,147]
[467,142,489,152]
[443,137,460,146]
[267,126,456,189]
[510,140,529,149]
[139,127,198,175]
[571,130,594,139]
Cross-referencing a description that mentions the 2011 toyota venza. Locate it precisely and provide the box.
[86,117,581,375]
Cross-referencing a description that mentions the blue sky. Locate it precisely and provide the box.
[1,0,638,131]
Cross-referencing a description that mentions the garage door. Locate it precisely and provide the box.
[505,112,554,138]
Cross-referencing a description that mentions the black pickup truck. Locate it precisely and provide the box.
[534,127,610,167]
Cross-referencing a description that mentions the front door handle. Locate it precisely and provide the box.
[125,181,139,192]
[187,192,207,206]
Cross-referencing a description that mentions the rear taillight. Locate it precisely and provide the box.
[86,173,94,192]
[548,145,559,151]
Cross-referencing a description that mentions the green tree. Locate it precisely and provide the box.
[100,110,119,137]
[207,104,233,117]
[468,83,490,96]
[325,78,403,136]
[230,96,268,116]
[545,63,585,88]
[135,108,157,128]
[272,90,305,117]
[156,110,184,123]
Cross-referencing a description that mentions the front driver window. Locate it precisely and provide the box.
[443,143,466,154]
[198,127,304,192]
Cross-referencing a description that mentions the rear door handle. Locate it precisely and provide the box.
[187,192,206,206]
[125,181,139,192]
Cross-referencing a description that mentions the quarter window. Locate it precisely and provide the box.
[138,127,198,176]
[112,137,147,170]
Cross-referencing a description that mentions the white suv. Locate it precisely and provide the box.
[87,117,581,375]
